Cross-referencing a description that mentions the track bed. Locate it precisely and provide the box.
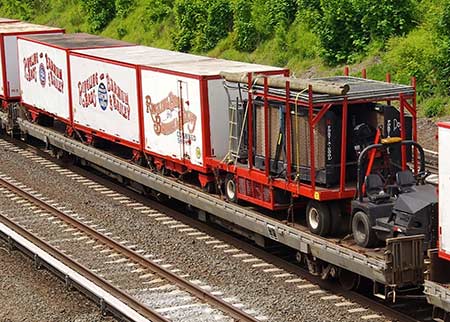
[3,113,424,294]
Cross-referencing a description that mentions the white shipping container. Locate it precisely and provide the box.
[439,123,450,258]
[141,70,204,166]
[0,18,19,24]
[70,54,140,148]
[72,45,284,169]
[18,34,132,123]
[18,38,70,120]
[0,22,63,99]
[137,49,285,168]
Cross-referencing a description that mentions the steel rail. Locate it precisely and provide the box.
[0,176,259,322]
[0,211,168,322]
[0,135,427,322]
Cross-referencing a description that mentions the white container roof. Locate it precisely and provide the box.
[0,18,19,23]
[0,21,62,34]
[22,33,133,50]
[73,45,284,76]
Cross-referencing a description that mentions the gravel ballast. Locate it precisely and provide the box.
[0,239,114,322]
[0,139,393,322]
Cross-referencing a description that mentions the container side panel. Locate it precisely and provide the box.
[4,31,63,99]
[141,70,203,166]
[208,79,234,160]
[440,125,450,255]
[0,41,4,97]
[4,35,20,97]
[18,39,69,120]
[70,55,140,145]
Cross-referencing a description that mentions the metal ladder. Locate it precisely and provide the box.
[227,98,247,163]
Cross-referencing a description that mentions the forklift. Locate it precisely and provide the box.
[351,134,438,248]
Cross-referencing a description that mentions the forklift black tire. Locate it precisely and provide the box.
[202,181,216,194]
[306,201,331,236]
[329,202,350,236]
[352,211,378,248]
[225,174,238,203]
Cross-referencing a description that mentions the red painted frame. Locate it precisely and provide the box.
[23,103,71,125]
[138,64,287,175]
[68,51,144,151]
[17,35,136,131]
[0,19,19,24]
[208,73,418,210]
[438,122,450,261]
[0,27,64,102]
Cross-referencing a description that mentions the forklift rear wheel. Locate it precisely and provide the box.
[202,181,216,194]
[225,174,238,203]
[306,201,331,236]
[352,211,378,248]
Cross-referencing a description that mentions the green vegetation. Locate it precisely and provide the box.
[1,0,450,116]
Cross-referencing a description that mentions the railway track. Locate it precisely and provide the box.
[0,173,260,322]
[0,136,428,322]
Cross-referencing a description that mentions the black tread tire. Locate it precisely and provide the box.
[352,211,378,248]
[306,200,331,236]
[202,181,216,194]
[225,174,238,203]
[329,202,351,237]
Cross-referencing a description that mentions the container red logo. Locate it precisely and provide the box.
[23,53,39,82]
[45,54,64,93]
[78,72,130,120]
[145,92,197,137]
[78,72,98,109]
[23,52,64,93]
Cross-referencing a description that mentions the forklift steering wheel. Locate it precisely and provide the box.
[416,170,430,184]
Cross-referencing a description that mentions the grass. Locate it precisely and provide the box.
[2,0,449,117]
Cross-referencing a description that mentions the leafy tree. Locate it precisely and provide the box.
[433,0,450,94]
[173,0,232,52]
[358,0,417,40]
[81,0,116,33]
[316,0,365,64]
[115,0,134,18]
[145,0,172,23]
[298,0,418,64]
[252,0,296,39]
[0,0,49,20]
[204,0,232,50]
[232,0,258,51]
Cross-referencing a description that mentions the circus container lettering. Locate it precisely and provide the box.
[140,70,203,166]
[18,33,134,124]
[18,37,69,120]
[70,53,140,148]
[0,22,63,100]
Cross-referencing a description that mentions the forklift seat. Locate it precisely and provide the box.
[365,174,391,203]
[396,170,416,193]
